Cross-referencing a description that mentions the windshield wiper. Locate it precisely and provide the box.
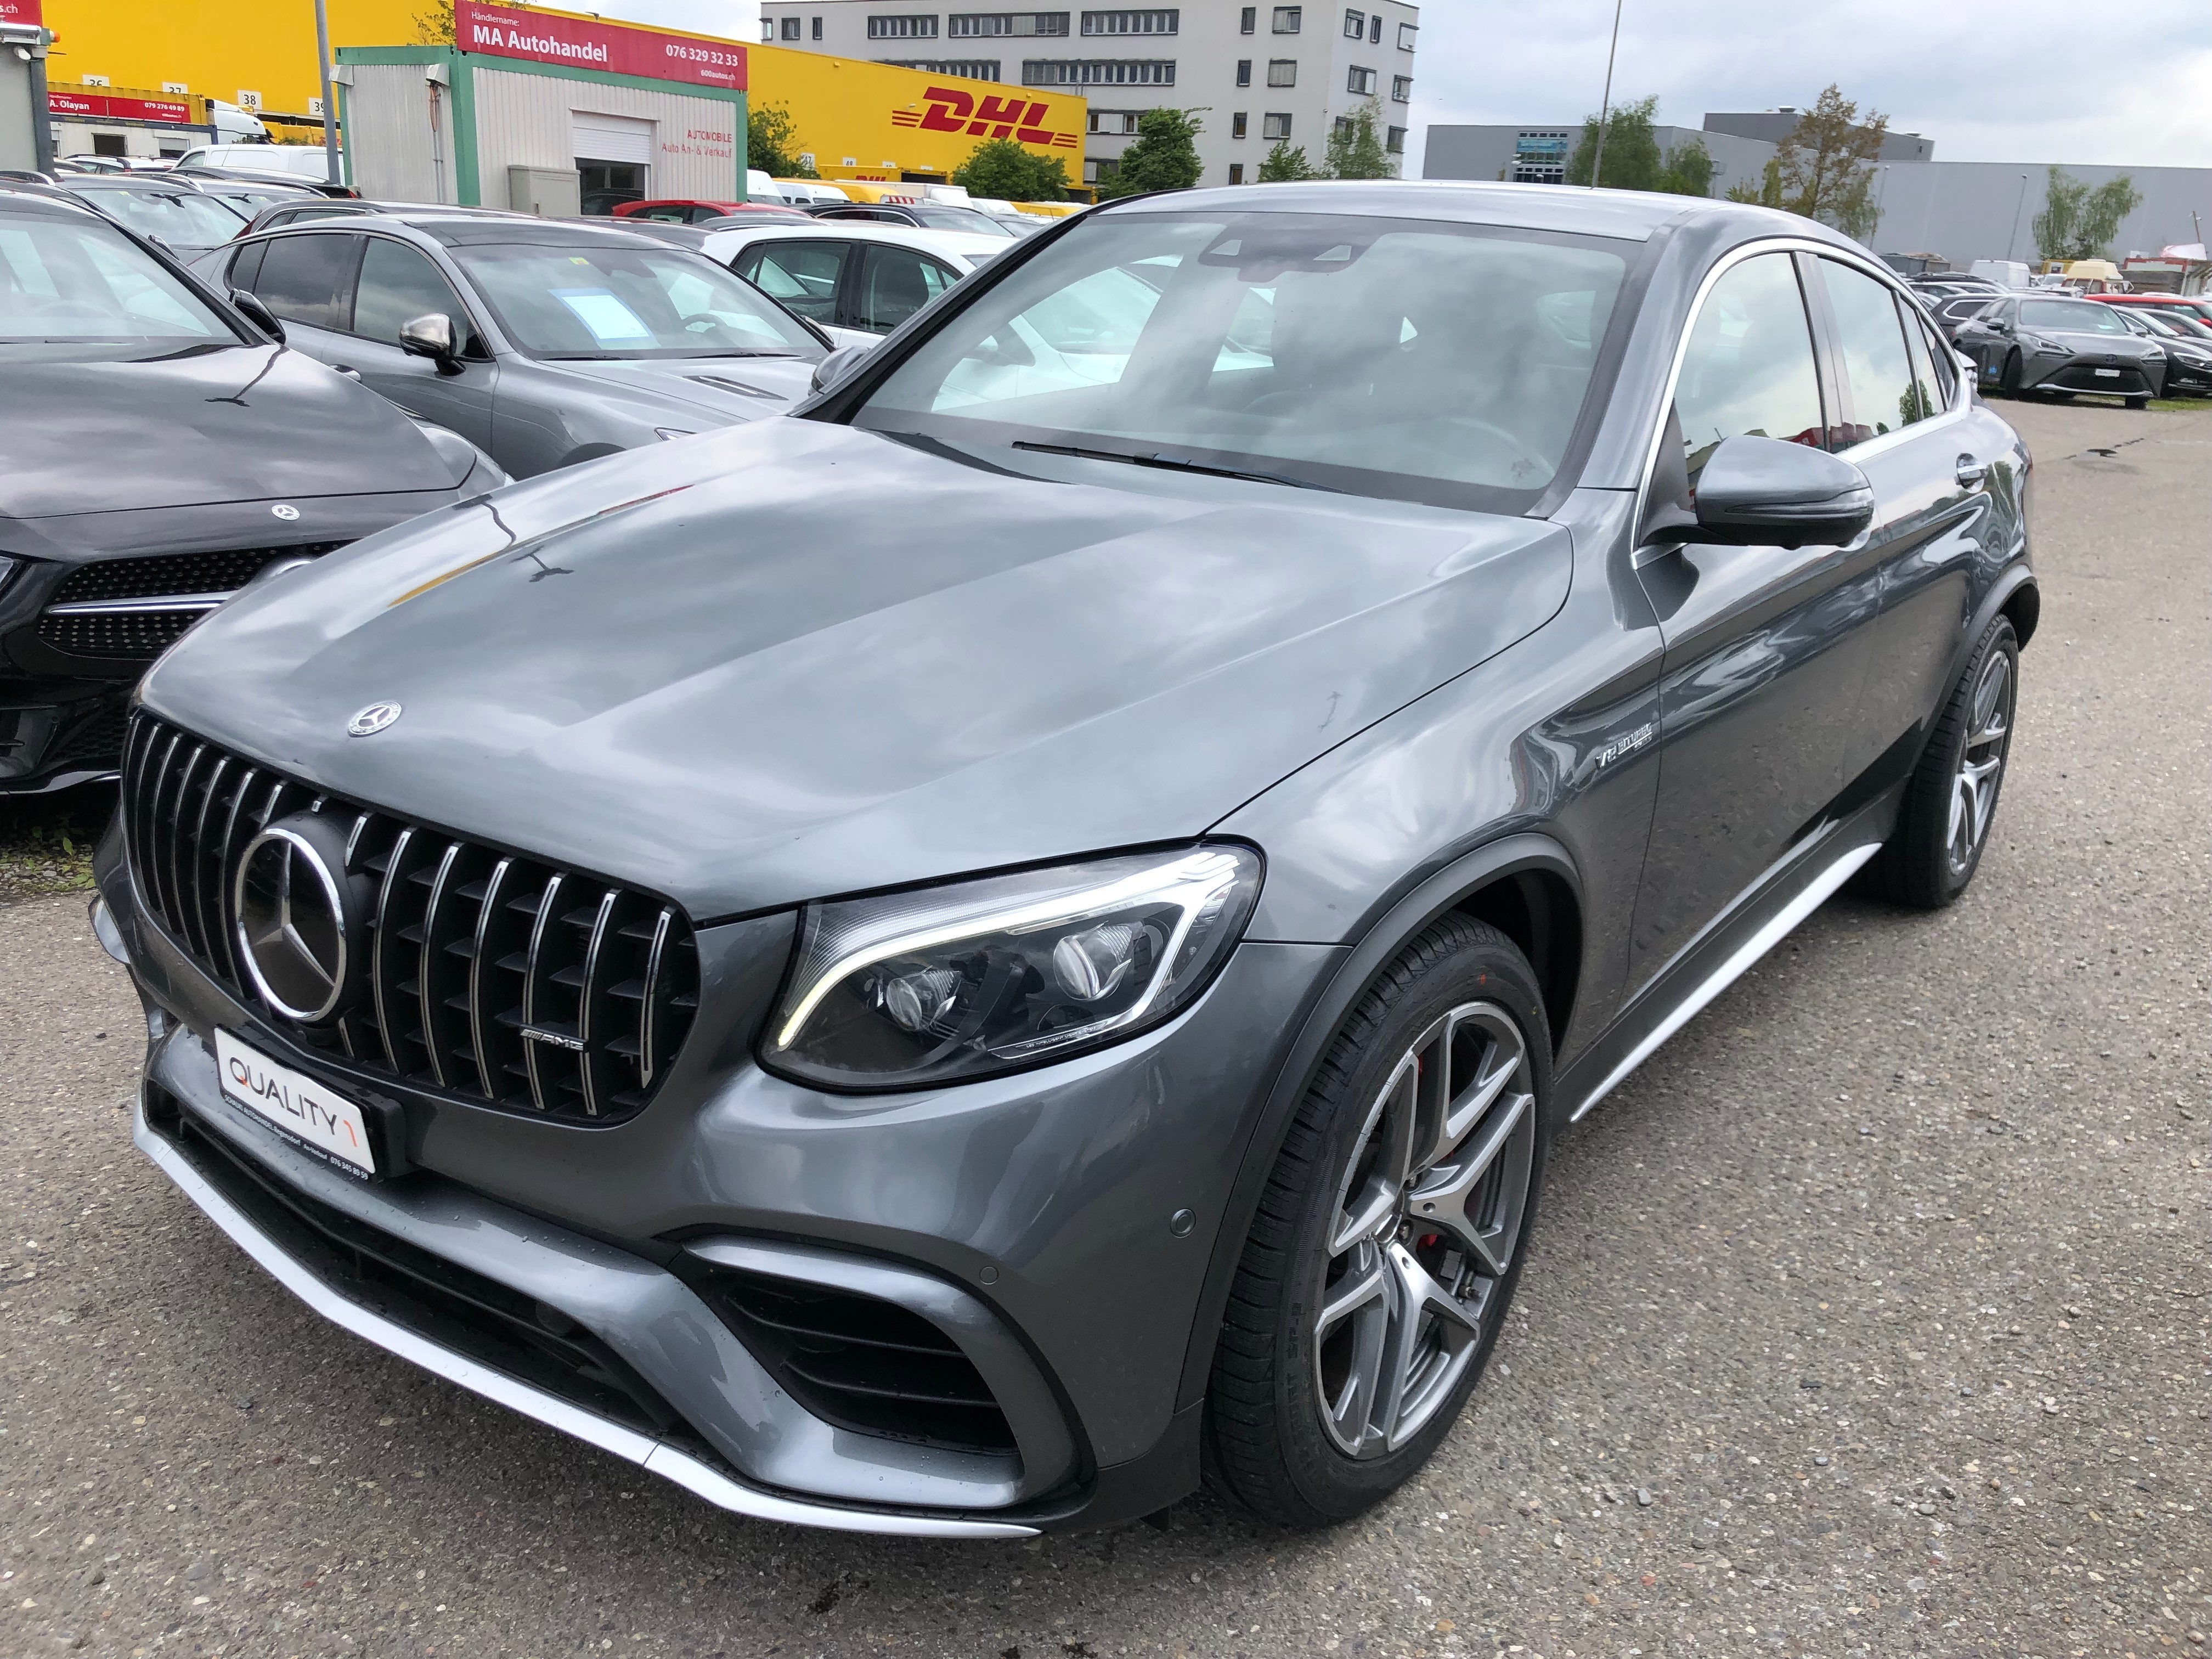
[1012,440,1343,493]
[679,348,805,359]
[541,352,627,360]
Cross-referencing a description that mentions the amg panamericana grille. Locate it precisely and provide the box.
[123,714,698,1122]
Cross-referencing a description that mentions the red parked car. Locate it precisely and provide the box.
[2088,292,2212,329]
[611,199,811,224]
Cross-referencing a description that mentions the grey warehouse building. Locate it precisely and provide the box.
[1425,111,2212,271]
[757,0,1419,190]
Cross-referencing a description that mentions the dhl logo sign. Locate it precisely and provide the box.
[892,86,1081,150]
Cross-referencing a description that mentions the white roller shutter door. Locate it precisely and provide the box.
[571,111,654,163]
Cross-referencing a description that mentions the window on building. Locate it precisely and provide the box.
[762,19,775,40]
[1368,13,1379,41]
[1235,58,1251,85]
[1022,58,1175,83]
[781,15,803,38]
[1386,125,1404,153]
[1346,64,1374,94]
[1271,5,1300,31]
[91,133,128,158]
[1261,111,1291,139]
[812,16,824,37]
[883,58,1003,76]
[1082,9,1176,33]
[867,14,940,37]
[1239,5,1255,31]
[1341,8,1363,35]
[1396,19,1415,48]
[951,12,1070,33]
[1333,115,1353,140]
[1266,58,1296,86]
[1228,162,1245,184]
[1391,73,1410,101]
[1231,111,1247,138]
[1087,109,1142,133]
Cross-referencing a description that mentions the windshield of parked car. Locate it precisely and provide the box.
[853,210,1633,510]
[74,186,246,249]
[197,184,311,216]
[450,242,825,358]
[0,213,236,358]
[903,205,1015,236]
[2141,310,2212,341]
[2021,300,2128,335]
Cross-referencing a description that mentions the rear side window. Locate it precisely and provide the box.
[852,245,956,333]
[1672,251,1825,478]
[250,232,358,330]
[1902,310,1951,415]
[353,238,475,349]
[1820,260,1921,445]
[736,240,848,323]
[225,240,266,291]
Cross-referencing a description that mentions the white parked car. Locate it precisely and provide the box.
[174,144,340,181]
[695,221,1007,347]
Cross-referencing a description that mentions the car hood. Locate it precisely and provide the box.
[142,419,1572,919]
[0,342,459,519]
[535,354,820,422]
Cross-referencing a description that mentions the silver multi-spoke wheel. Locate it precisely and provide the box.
[1945,649,2012,876]
[1312,1001,1536,1459]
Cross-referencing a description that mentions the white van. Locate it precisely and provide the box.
[174,144,340,180]
[1967,259,2030,290]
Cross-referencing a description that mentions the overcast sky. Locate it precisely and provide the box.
[594,0,2212,175]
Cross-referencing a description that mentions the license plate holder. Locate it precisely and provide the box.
[2094,368,2121,377]
[215,1028,380,1177]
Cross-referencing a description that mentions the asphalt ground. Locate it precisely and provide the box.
[3,397,2208,1659]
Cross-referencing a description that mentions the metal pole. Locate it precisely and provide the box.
[2006,172,2029,262]
[312,0,340,184]
[27,29,54,173]
[1588,0,1623,189]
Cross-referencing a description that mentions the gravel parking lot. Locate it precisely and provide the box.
[3,397,2207,1659]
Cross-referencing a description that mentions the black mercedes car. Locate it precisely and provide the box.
[0,186,503,795]
[2109,303,2212,396]
[100,182,2035,1537]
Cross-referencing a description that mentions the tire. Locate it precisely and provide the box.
[2125,394,2151,410]
[1872,614,2019,909]
[1998,349,2023,397]
[1203,915,1550,1527]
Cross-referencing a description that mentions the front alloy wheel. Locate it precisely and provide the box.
[1204,916,1549,1527]
[1313,1003,1534,1458]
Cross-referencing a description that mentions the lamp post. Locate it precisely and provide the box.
[313,0,340,185]
[1588,0,1624,189]
[2006,172,2029,262]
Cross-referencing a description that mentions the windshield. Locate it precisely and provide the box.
[198,184,309,215]
[0,213,235,353]
[450,242,824,358]
[2021,300,2128,335]
[75,187,246,249]
[2143,310,2212,341]
[906,205,1014,236]
[854,210,1632,510]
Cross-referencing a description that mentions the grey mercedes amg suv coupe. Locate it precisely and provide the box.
[97,181,2037,1537]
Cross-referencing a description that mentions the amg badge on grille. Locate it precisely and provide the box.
[347,702,402,737]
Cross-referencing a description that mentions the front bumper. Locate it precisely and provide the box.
[2022,351,2162,397]
[108,845,1341,1533]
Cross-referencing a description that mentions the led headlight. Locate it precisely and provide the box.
[765,845,1263,1090]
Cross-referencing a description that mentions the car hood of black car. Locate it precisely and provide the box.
[140,417,1573,920]
[0,342,461,519]
[534,353,821,421]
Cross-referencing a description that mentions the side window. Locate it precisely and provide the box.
[1900,309,1945,420]
[737,240,847,323]
[225,240,266,291]
[853,245,955,333]
[353,238,475,349]
[1672,251,1825,479]
[1820,260,1921,444]
[249,232,358,331]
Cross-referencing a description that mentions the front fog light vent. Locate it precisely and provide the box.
[121,713,699,1124]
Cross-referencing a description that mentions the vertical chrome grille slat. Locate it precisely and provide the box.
[638,906,673,1090]
[119,714,695,1125]
[414,840,464,1090]
[520,871,566,1114]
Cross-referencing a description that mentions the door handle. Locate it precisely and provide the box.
[1954,455,1987,489]
[331,364,363,380]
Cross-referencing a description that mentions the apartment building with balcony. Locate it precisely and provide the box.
[757,0,1418,188]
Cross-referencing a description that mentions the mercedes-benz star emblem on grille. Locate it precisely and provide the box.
[270,503,301,521]
[233,815,365,1024]
[347,701,402,737]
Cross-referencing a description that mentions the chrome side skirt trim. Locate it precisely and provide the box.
[1570,839,1882,1123]
[132,1102,1037,1539]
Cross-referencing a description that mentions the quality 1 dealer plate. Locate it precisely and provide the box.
[215,1028,377,1176]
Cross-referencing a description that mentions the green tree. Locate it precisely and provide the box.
[951,136,1068,201]
[1324,98,1393,180]
[1256,140,1316,182]
[1565,95,1711,196]
[1096,107,1203,199]
[747,103,817,180]
[412,0,521,46]
[1731,85,1887,239]
[2032,166,2143,262]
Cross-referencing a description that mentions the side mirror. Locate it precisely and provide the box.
[398,312,463,374]
[230,287,285,342]
[1686,434,1874,551]
[810,341,876,394]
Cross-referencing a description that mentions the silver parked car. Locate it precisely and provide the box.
[1954,294,2167,407]
[196,212,830,477]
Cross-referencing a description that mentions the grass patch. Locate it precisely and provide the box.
[0,784,115,904]
[2147,398,2207,413]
